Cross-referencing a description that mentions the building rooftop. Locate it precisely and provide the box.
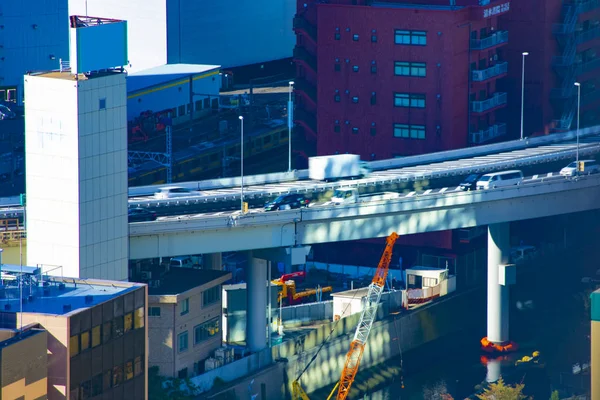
[0,266,144,316]
[371,2,465,10]
[127,63,221,93]
[28,69,124,81]
[332,287,370,299]
[147,267,230,296]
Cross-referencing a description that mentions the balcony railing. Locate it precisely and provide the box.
[294,108,317,135]
[574,0,600,14]
[295,78,317,105]
[554,96,577,131]
[576,26,600,44]
[577,57,600,74]
[293,15,317,43]
[472,62,508,82]
[293,46,317,73]
[552,37,576,67]
[470,92,507,113]
[470,31,508,50]
[469,123,507,144]
[553,5,578,34]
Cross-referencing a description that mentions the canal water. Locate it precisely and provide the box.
[313,240,596,400]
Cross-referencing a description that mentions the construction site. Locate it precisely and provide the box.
[187,233,463,399]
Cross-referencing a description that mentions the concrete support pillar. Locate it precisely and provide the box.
[202,252,222,270]
[487,222,510,344]
[591,289,600,398]
[246,254,267,352]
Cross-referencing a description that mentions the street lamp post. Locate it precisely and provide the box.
[574,82,581,170]
[520,52,529,140]
[239,115,244,212]
[288,81,295,172]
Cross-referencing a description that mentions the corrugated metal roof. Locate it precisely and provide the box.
[127,63,220,93]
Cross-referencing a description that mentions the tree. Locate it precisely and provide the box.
[148,366,197,400]
[476,377,529,400]
[549,390,560,400]
[423,380,454,400]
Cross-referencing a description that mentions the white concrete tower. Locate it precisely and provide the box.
[25,16,129,280]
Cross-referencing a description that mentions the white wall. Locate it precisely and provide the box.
[1,0,70,104]
[68,0,168,73]
[25,72,128,280]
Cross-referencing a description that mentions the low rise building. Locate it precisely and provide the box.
[0,265,148,400]
[0,327,48,399]
[146,267,231,378]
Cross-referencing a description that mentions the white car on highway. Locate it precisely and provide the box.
[154,186,200,199]
[560,159,600,176]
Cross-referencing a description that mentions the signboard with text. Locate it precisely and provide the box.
[483,2,510,18]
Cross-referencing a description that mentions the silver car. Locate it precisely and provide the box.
[154,186,199,199]
[560,159,600,176]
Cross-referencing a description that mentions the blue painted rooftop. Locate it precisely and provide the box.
[0,273,142,316]
[127,63,221,94]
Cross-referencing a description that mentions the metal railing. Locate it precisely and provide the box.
[552,36,576,67]
[470,31,508,50]
[578,57,600,74]
[293,15,317,43]
[0,230,26,245]
[470,92,507,113]
[551,66,577,98]
[293,46,317,72]
[294,108,317,135]
[295,78,317,104]
[575,0,600,14]
[553,5,578,34]
[472,62,508,82]
[469,123,507,144]
[576,25,600,44]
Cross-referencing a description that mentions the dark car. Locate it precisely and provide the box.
[128,208,157,222]
[264,194,310,212]
[459,174,480,191]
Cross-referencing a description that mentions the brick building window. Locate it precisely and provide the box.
[353,34,359,41]
[371,92,377,105]
[394,93,426,108]
[394,61,426,77]
[335,32,341,40]
[178,331,189,353]
[352,96,359,103]
[180,298,189,315]
[194,317,220,345]
[394,123,426,139]
[371,35,377,42]
[352,127,359,134]
[394,30,427,46]
[352,65,359,72]
[203,286,221,307]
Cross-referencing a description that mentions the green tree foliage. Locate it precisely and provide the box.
[476,377,529,400]
[148,366,197,400]
[549,390,560,400]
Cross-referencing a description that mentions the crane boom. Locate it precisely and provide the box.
[336,232,399,400]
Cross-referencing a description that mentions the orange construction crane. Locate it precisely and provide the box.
[336,232,399,400]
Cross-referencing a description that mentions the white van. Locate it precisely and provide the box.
[476,170,524,190]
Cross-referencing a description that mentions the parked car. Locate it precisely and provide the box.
[476,170,524,190]
[128,208,157,222]
[0,104,16,120]
[154,186,199,199]
[459,174,480,191]
[264,194,310,211]
[560,159,600,176]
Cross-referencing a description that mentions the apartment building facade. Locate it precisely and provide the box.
[0,273,148,400]
[294,0,510,160]
[500,0,600,135]
[147,268,231,378]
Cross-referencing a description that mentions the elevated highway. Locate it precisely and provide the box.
[128,171,600,259]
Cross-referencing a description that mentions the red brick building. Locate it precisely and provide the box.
[500,0,600,136]
[293,0,511,161]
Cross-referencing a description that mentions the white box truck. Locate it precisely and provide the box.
[308,154,370,181]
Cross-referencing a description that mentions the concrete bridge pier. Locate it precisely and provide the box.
[484,222,517,352]
[253,246,312,275]
[246,253,268,352]
[591,289,600,398]
[202,252,222,270]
